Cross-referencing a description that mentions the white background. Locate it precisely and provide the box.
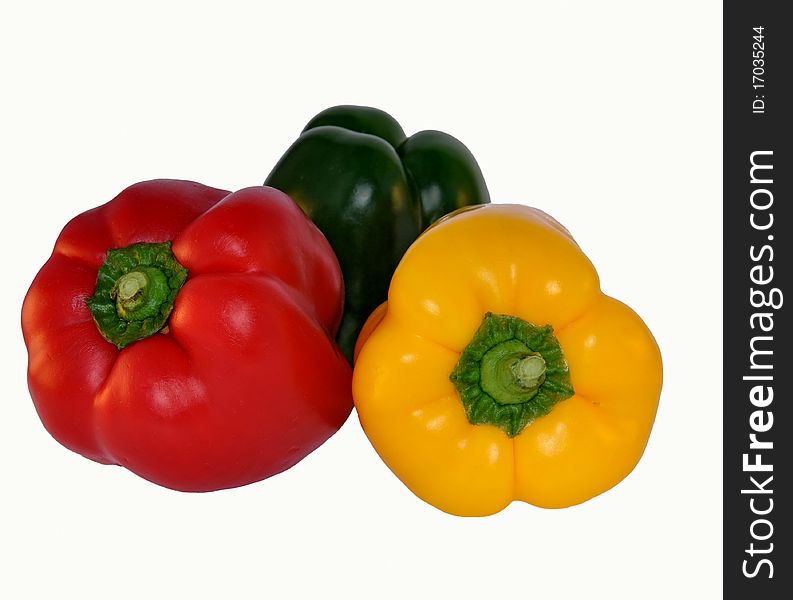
[1,1,722,598]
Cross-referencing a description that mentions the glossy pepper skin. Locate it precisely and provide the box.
[265,105,490,362]
[353,204,662,516]
[22,180,352,491]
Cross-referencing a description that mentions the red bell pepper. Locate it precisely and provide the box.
[22,180,352,491]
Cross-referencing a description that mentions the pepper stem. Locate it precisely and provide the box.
[479,339,546,405]
[449,312,574,437]
[511,354,547,392]
[86,242,187,349]
[116,271,147,303]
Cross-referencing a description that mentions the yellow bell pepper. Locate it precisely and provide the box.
[352,204,662,516]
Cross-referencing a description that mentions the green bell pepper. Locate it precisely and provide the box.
[265,105,490,362]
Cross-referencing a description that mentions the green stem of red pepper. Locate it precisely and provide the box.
[85,242,187,349]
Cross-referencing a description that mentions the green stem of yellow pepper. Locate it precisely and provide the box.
[479,340,547,404]
[450,312,574,437]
